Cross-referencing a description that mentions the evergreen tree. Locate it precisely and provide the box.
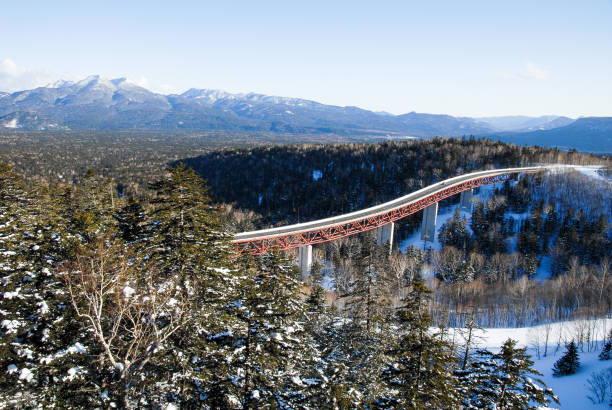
[439,208,470,250]
[552,340,580,376]
[380,275,459,408]
[0,164,80,406]
[225,251,317,408]
[599,340,611,361]
[493,339,558,409]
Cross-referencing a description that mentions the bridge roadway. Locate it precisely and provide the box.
[232,165,562,256]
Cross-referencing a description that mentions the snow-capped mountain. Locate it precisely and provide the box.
[0,76,496,135]
[1,75,609,152]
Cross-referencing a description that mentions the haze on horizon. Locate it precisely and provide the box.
[1,0,611,118]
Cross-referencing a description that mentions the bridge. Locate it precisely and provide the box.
[232,165,566,275]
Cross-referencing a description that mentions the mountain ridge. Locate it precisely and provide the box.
[1,75,610,152]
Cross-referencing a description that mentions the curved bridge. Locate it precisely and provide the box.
[232,165,558,256]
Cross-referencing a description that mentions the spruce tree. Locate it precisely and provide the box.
[0,164,79,406]
[599,340,611,361]
[380,275,459,409]
[553,340,580,376]
[493,339,558,409]
[599,330,612,361]
[144,164,238,406]
[224,251,317,408]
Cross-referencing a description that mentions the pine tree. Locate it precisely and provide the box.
[380,275,459,409]
[0,164,80,406]
[599,341,612,361]
[225,251,317,408]
[454,348,499,409]
[493,339,558,409]
[439,208,470,250]
[553,340,580,376]
[143,164,238,406]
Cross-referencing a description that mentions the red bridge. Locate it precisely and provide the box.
[232,166,557,258]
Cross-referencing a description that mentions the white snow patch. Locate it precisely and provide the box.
[4,118,18,128]
[1,319,22,333]
[312,170,322,181]
[123,286,136,298]
[19,367,34,383]
[573,165,610,183]
[67,342,88,355]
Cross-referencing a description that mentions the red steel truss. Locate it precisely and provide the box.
[232,172,525,255]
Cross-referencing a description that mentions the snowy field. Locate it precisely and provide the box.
[452,318,612,409]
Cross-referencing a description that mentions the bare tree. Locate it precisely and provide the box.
[63,238,187,408]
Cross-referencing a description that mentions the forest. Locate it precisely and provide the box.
[0,134,610,407]
[1,161,571,408]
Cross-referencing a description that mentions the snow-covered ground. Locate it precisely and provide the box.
[573,165,610,183]
[451,318,612,409]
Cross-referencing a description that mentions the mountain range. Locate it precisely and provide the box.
[0,75,610,152]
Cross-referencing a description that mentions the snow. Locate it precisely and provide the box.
[67,342,88,354]
[457,318,612,409]
[3,290,19,299]
[312,170,322,181]
[573,166,610,183]
[65,367,84,381]
[1,320,21,333]
[18,368,34,383]
[536,256,553,281]
[4,118,18,128]
[6,364,17,374]
[123,286,136,298]
[38,301,50,314]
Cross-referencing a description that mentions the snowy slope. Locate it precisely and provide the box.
[461,319,612,409]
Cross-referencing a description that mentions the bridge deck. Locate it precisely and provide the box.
[232,165,558,255]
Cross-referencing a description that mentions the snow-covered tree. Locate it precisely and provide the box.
[0,164,80,407]
[380,275,459,408]
[494,339,558,409]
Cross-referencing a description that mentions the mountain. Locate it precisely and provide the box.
[396,112,492,137]
[478,115,575,132]
[492,117,612,153]
[0,76,608,152]
[0,76,496,136]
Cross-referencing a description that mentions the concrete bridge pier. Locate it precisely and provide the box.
[459,189,473,211]
[298,245,312,278]
[420,202,438,242]
[376,222,394,253]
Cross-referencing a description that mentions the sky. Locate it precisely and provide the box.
[1,0,611,117]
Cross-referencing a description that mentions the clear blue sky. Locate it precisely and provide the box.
[1,0,611,117]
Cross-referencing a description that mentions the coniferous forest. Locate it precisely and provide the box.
[0,133,610,408]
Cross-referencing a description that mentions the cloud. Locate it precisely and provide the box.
[130,75,150,89]
[0,58,62,92]
[128,75,181,94]
[499,60,549,81]
[522,60,549,80]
